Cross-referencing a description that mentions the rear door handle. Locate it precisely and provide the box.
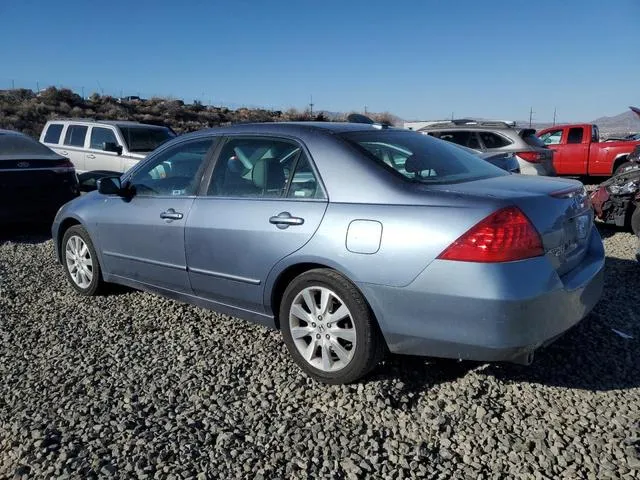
[160,208,183,220]
[86,154,96,159]
[60,151,69,156]
[269,211,304,229]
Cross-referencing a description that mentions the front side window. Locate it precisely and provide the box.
[119,126,176,153]
[43,124,63,144]
[208,137,323,199]
[90,127,119,150]
[63,125,88,147]
[478,131,511,149]
[567,128,584,144]
[128,139,214,196]
[592,125,600,143]
[342,130,505,185]
[539,129,563,145]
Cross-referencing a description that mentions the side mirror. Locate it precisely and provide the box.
[97,176,123,195]
[103,142,123,155]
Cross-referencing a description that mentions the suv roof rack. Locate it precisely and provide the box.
[421,119,517,129]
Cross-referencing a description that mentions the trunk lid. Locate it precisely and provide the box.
[429,175,592,276]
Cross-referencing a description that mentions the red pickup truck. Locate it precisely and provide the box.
[536,124,640,176]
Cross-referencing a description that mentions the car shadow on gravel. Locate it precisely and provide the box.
[596,222,630,240]
[0,223,52,245]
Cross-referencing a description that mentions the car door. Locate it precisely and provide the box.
[86,126,124,172]
[539,128,570,174]
[95,137,216,292]
[60,124,88,172]
[185,136,328,313]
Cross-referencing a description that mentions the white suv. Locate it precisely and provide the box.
[40,119,176,174]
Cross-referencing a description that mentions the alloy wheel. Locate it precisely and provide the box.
[289,286,356,372]
[65,235,94,289]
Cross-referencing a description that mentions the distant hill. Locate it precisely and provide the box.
[591,109,640,137]
[0,87,399,139]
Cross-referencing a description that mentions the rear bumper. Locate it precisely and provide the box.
[359,228,605,363]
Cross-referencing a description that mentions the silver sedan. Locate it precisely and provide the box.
[52,122,605,384]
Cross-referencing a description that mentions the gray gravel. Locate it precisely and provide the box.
[1,225,639,479]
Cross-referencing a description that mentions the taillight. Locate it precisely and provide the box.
[52,159,75,173]
[517,151,543,163]
[437,206,544,263]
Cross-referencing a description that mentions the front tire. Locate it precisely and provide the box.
[61,225,104,296]
[280,269,384,384]
[614,161,635,175]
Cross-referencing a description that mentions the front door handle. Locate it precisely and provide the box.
[86,154,96,159]
[60,151,69,156]
[160,208,183,221]
[269,211,304,229]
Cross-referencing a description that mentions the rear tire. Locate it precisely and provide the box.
[280,269,384,384]
[61,225,104,296]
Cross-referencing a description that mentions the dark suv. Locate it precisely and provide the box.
[418,119,556,176]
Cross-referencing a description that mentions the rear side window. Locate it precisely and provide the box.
[208,137,323,199]
[64,125,88,147]
[90,127,118,150]
[43,124,63,144]
[436,131,481,149]
[567,128,584,144]
[478,131,511,149]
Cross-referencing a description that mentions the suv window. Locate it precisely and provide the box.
[208,137,322,198]
[539,129,563,145]
[478,131,511,149]
[432,131,481,149]
[63,125,88,147]
[129,139,214,196]
[90,127,119,150]
[43,124,63,144]
[119,126,175,153]
[567,128,584,144]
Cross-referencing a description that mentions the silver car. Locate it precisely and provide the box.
[52,122,604,384]
[419,119,556,176]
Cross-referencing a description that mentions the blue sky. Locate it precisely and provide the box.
[1,0,638,121]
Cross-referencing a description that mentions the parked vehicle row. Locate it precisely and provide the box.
[52,121,605,384]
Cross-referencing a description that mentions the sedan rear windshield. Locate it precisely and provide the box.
[119,126,176,153]
[341,130,506,184]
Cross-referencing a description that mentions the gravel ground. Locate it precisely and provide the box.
[0,225,639,479]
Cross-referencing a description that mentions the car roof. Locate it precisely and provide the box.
[45,119,168,129]
[0,129,28,137]
[180,122,397,140]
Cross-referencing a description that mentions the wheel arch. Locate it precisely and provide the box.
[612,154,629,174]
[267,260,379,334]
[56,217,83,262]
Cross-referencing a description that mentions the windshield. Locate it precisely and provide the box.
[341,130,506,184]
[118,126,176,153]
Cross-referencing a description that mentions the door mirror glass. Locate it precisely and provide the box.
[97,176,123,195]
[103,142,123,155]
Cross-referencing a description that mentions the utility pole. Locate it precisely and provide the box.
[552,107,557,126]
[529,107,534,128]
[309,94,314,116]
[451,112,454,120]
[36,81,39,93]
[11,79,14,89]
[364,105,368,115]
[81,86,85,99]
